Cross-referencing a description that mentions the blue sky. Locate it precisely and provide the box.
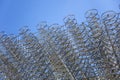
[0,0,119,34]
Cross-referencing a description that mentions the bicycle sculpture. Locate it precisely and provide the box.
[0,10,120,80]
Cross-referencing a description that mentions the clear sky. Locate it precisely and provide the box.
[0,0,119,34]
